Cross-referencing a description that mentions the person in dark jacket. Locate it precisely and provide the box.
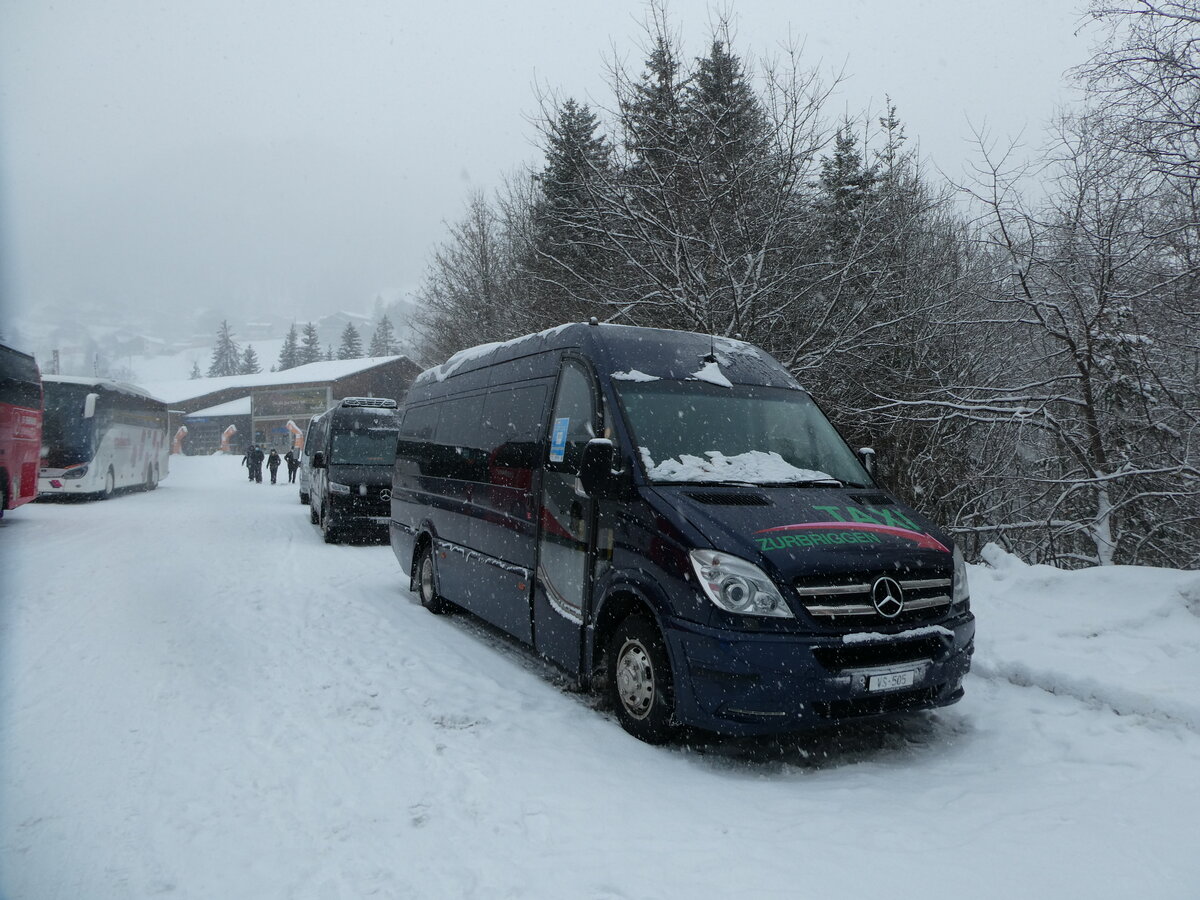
[242,446,254,481]
[284,449,300,483]
[266,448,282,484]
[249,445,264,483]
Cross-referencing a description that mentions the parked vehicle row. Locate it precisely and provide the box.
[379,322,975,744]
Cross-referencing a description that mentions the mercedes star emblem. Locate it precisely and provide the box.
[871,576,905,618]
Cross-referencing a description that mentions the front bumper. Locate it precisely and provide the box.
[663,613,975,736]
[326,494,390,532]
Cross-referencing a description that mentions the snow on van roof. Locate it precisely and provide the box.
[142,355,406,404]
[415,324,574,385]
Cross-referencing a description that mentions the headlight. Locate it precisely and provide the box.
[62,464,89,479]
[329,481,351,495]
[952,545,970,605]
[688,550,793,618]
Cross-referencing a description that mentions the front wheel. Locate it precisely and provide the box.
[321,506,340,544]
[100,468,115,500]
[608,614,677,744]
[416,543,449,614]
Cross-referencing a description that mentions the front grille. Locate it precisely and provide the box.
[794,574,952,628]
[811,635,947,670]
[815,687,938,719]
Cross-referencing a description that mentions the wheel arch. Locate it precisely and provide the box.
[588,578,674,687]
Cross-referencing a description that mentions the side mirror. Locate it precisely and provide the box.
[312,451,326,469]
[857,446,876,477]
[578,438,615,498]
[83,393,99,419]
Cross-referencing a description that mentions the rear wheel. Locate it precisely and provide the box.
[416,543,448,614]
[608,613,677,744]
[299,490,309,505]
[309,502,319,524]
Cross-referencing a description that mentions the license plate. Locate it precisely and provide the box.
[867,670,916,692]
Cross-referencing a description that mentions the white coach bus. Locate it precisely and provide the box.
[39,375,170,499]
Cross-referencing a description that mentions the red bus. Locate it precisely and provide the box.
[0,342,43,516]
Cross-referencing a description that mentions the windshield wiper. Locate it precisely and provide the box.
[755,478,861,488]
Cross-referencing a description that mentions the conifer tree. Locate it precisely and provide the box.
[206,320,241,378]
[337,322,363,359]
[276,324,300,370]
[368,315,398,356]
[189,361,202,380]
[240,344,261,375]
[297,322,323,366]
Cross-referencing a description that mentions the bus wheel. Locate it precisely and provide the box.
[101,468,115,500]
[416,544,448,614]
[608,614,676,744]
[309,502,319,524]
[321,508,340,544]
[145,464,156,491]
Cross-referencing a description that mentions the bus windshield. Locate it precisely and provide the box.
[614,380,870,486]
[330,418,397,466]
[41,382,97,468]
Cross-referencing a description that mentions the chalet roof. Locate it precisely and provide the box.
[143,355,414,405]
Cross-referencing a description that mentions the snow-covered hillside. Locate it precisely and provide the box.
[2,456,1198,899]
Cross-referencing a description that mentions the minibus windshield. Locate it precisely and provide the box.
[329,421,398,466]
[615,380,869,486]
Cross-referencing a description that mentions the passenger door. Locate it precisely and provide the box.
[533,359,597,676]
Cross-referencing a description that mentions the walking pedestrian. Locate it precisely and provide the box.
[266,448,282,484]
[250,445,265,483]
[242,446,254,481]
[284,449,300,483]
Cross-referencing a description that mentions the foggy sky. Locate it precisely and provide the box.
[0,0,1092,330]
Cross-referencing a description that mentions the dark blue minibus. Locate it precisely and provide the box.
[390,323,974,742]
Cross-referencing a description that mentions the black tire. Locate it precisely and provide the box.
[416,543,449,614]
[321,506,339,544]
[310,502,319,525]
[299,490,309,505]
[100,468,115,500]
[608,613,677,744]
[147,465,158,491]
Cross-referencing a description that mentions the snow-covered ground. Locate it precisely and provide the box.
[2,455,1199,899]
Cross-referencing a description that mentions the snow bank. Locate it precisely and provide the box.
[969,543,1200,731]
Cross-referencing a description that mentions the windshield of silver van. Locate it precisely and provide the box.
[614,381,869,486]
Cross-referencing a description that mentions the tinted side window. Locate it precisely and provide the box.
[396,404,439,476]
[430,394,486,481]
[481,384,546,486]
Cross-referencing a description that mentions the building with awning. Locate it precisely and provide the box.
[145,355,421,455]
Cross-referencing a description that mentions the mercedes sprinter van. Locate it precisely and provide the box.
[390,323,974,742]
